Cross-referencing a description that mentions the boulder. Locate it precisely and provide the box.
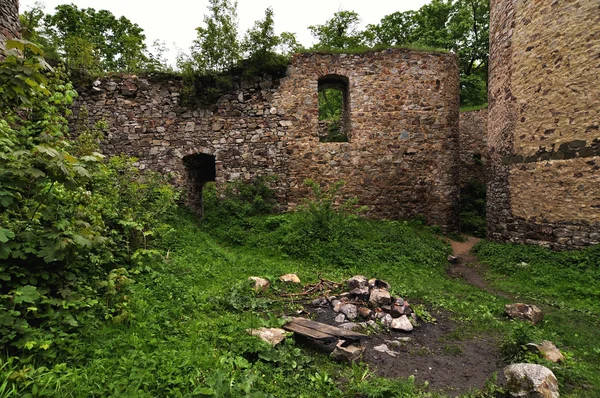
[247,328,287,346]
[330,340,364,364]
[369,289,392,307]
[526,341,565,363]
[505,303,544,325]
[279,273,301,283]
[504,363,559,398]
[390,315,413,332]
[248,277,270,293]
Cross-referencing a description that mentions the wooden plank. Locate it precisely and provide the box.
[289,317,367,340]
[283,322,337,343]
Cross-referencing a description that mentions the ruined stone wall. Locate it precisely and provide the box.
[75,48,460,231]
[459,108,488,187]
[488,0,600,249]
[0,0,20,55]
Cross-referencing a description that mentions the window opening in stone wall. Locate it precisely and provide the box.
[183,153,216,217]
[318,74,350,142]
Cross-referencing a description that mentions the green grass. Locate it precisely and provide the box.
[460,103,488,112]
[475,241,600,396]
[3,196,600,396]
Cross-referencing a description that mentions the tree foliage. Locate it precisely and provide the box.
[309,11,364,51]
[189,0,241,75]
[312,1,489,106]
[19,3,161,76]
[0,41,176,355]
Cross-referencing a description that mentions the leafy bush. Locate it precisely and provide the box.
[460,180,486,237]
[0,41,176,356]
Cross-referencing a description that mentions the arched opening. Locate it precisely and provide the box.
[183,153,216,217]
[318,74,350,142]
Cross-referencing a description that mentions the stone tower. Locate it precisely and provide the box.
[488,0,600,249]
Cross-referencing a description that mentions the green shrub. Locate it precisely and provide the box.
[0,41,176,357]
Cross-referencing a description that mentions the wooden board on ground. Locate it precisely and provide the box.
[283,317,367,342]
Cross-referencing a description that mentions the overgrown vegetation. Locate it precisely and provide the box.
[475,241,600,396]
[460,180,486,237]
[0,39,175,365]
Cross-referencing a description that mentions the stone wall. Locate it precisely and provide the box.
[0,0,20,55]
[459,108,488,187]
[488,0,600,249]
[75,48,460,231]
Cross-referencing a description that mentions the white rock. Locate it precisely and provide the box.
[248,276,270,293]
[390,315,413,332]
[247,328,287,346]
[504,363,559,398]
[279,273,301,283]
[334,313,346,323]
[340,304,358,320]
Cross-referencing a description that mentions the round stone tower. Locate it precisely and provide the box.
[487,0,600,249]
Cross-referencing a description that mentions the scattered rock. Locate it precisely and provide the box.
[330,340,364,364]
[247,328,288,346]
[311,297,328,306]
[381,313,393,327]
[248,276,270,293]
[505,303,544,325]
[347,275,368,290]
[340,304,358,320]
[350,286,370,296]
[374,344,397,357]
[369,289,392,307]
[358,307,372,319]
[390,315,414,332]
[334,313,346,323]
[526,341,565,363]
[279,273,301,283]
[504,363,559,398]
[339,322,359,330]
[332,300,343,312]
[390,303,403,318]
[369,278,391,291]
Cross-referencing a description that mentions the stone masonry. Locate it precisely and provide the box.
[488,0,600,249]
[459,108,488,187]
[75,48,461,231]
[0,0,20,56]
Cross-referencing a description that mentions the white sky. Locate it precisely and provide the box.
[19,0,430,67]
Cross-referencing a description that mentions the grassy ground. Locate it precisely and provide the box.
[3,190,599,396]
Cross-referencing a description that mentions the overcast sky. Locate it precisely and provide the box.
[20,0,430,66]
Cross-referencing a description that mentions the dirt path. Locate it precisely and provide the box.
[446,236,515,300]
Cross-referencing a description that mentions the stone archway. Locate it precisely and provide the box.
[183,153,216,217]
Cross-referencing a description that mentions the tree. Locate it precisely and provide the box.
[189,0,241,74]
[309,11,365,50]
[364,11,418,47]
[366,0,489,106]
[43,5,149,74]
